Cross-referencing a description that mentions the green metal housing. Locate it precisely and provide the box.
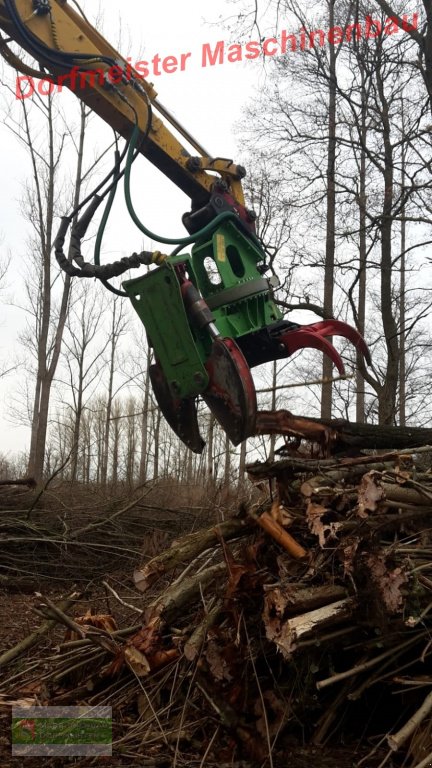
[123,221,282,400]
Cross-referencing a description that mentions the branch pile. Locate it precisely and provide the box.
[0,483,213,583]
[3,450,432,766]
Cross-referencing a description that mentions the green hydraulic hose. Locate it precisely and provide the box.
[124,124,241,246]
[94,150,121,267]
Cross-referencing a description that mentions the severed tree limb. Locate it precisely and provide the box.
[317,632,427,690]
[411,751,432,768]
[248,507,308,560]
[144,562,227,625]
[247,454,402,479]
[0,593,80,670]
[184,598,223,661]
[35,596,118,654]
[102,580,143,615]
[388,690,432,751]
[254,411,432,452]
[264,583,348,615]
[267,599,355,659]
[134,517,251,592]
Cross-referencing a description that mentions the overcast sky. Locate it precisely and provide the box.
[0,0,273,455]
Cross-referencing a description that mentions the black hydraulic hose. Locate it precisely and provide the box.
[5,0,115,68]
[69,95,150,220]
[54,204,156,281]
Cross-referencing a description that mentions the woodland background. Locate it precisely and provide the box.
[0,0,430,488]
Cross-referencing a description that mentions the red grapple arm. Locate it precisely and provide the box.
[278,319,371,375]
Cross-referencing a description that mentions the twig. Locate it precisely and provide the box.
[199,726,220,768]
[102,580,144,615]
[57,624,141,650]
[243,617,274,768]
[388,689,432,751]
[35,596,118,653]
[411,750,432,768]
[0,593,80,669]
[256,374,352,393]
[376,748,394,768]
[317,633,427,690]
[69,489,152,539]
[26,453,72,519]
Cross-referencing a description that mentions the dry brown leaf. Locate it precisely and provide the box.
[342,538,360,576]
[124,646,151,677]
[306,501,342,548]
[363,553,408,614]
[63,612,117,643]
[262,589,294,657]
[205,639,233,682]
[357,472,384,517]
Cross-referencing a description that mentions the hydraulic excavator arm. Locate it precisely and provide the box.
[0,0,247,206]
[0,0,371,452]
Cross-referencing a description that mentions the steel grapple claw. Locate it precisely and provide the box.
[279,319,371,375]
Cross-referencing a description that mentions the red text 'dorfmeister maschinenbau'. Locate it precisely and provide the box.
[16,13,419,100]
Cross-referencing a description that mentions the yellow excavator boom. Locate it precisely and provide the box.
[0,0,246,208]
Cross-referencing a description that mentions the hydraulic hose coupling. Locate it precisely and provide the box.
[151,251,167,265]
[32,0,50,15]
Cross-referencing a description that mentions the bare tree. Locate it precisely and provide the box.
[60,283,108,482]
[100,297,128,485]
[373,0,432,113]
[0,85,93,483]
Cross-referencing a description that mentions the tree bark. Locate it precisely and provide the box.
[27,101,87,483]
[254,409,432,451]
[321,0,337,419]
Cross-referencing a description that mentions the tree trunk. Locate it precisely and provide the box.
[321,0,337,419]
[207,415,215,478]
[399,100,407,426]
[153,409,161,480]
[27,101,87,483]
[356,73,367,424]
[376,59,399,425]
[269,360,278,462]
[139,361,151,483]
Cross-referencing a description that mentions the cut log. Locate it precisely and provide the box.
[144,562,227,624]
[134,517,250,592]
[255,411,432,452]
[263,593,355,659]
